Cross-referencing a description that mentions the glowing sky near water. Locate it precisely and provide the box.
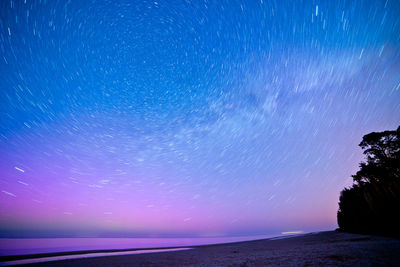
[0,0,399,237]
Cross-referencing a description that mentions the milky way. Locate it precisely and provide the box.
[0,0,399,237]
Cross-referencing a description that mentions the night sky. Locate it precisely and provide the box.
[0,0,399,238]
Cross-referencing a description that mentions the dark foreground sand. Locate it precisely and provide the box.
[5,231,400,266]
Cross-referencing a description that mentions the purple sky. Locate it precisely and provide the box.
[0,0,399,237]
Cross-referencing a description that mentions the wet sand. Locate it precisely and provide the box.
[3,231,400,266]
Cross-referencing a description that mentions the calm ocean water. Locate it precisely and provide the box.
[0,234,277,256]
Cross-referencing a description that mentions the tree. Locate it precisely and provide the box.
[337,126,400,237]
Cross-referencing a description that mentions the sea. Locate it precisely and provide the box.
[0,234,279,256]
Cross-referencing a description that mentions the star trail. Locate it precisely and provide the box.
[0,0,399,237]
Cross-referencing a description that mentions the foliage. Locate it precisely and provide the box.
[337,126,400,237]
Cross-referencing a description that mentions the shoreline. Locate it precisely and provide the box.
[0,248,193,266]
[0,232,305,262]
[1,231,400,266]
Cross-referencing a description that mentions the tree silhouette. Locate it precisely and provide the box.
[337,126,400,237]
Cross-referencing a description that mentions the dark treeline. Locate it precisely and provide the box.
[337,126,400,238]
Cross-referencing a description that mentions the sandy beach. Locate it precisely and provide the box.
[2,231,400,266]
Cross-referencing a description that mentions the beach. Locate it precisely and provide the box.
[2,231,400,266]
